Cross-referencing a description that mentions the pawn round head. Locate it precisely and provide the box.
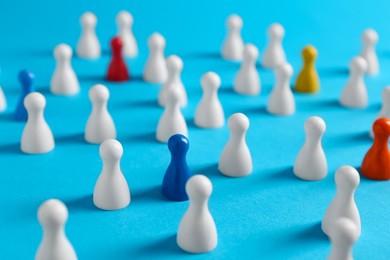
[80,12,97,27]
[228,113,250,135]
[350,56,367,74]
[335,165,360,190]
[227,14,243,30]
[110,36,123,50]
[100,139,123,162]
[89,84,109,103]
[302,45,317,62]
[268,23,285,39]
[54,43,73,60]
[38,199,68,229]
[18,69,35,90]
[201,71,221,91]
[276,62,293,78]
[330,218,359,243]
[148,32,166,49]
[166,55,183,74]
[24,92,46,112]
[382,86,390,104]
[168,134,189,155]
[372,117,390,138]
[362,29,378,45]
[243,43,259,62]
[186,174,213,200]
[165,86,181,105]
[304,116,326,138]
[117,11,133,26]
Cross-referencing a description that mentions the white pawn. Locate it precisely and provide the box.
[158,55,187,107]
[116,11,138,57]
[328,218,359,260]
[293,116,327,181]
[194,72,224,128]
[35,199,77,260]
[177,174,217,253]
[156,87,188,143]
[50,44,80,96]
[221,14,244,61]
[322,165,361,237]
[340,57,368,108]
[218,113,252,177]
[262,23,286,68]
[267,62,295,115]
[234,43,261,95]
[0,85,6,112]
[370,86,390,138]
[93,139,130,210]
[21,93,55,154]
[85,84,116,144]
[143,32,168,83]
[361,29,379,76]
[76,12,101,59]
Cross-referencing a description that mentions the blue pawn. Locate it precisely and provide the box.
[162,134,192,201]
[15,70,35,121]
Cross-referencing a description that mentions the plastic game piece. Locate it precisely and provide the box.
[143,32,168,83]
[15,70,35,121]
[328,218,359,260]
[156,87,188,143]
[85,84,116,144]
[361,28,379,76]
[221,14,244,61]
[262,23,286,68]
[21,92,55,154]
[116,11,138,57]
[0,85,6,112]
[234,43,261,95]
[293,116,327,181]
[218,113,252,177]
[339,56,368,108]
[370,86,390,138]
[93,139,130,210]
[158,55,187,107]
[161,134,192,201]
[50,43,80,96]
[106,36,130,82]
[76,12,101,59]
[35,199,77,260]
[361,118,390,180]
[177,174,218,253]
[267,62,295,115]
[322,165,361,237]
[294,45,319,93]
[194,71,225,128]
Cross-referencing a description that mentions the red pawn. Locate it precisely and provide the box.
[106,36,130,82]
[361,118,390,180]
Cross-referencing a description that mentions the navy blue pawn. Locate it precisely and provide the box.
[162,134,192,201]
[15,70,35,121]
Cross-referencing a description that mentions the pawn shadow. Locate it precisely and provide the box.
[181,51,220,60]
[193,163,226,179]
[218,86,236,95]
[330,131,371,147]
[240,105,268,116]
[133,234,182,257]
[185,118,196,129]
[0,112,17,122]
[294,222,328,243]
[125,132,157,144]
[131,185,168,203]
[64,194,96,212]
[0,142,21,154]
[318,66,349,77]
[301,99,340,110]
[55,133,86,145]
[130,74,145,83]
[78,74,107,83]
[263,166,297,182]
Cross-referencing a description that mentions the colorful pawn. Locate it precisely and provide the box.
[361,118,390,180]
[15,70,35,121]
[162,134,192,201]
[294,45,320,93]
[106,36,130,82]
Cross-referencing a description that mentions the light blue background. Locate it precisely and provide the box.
[1,0,390,259]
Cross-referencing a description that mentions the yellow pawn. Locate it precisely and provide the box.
[294,45,320,93]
